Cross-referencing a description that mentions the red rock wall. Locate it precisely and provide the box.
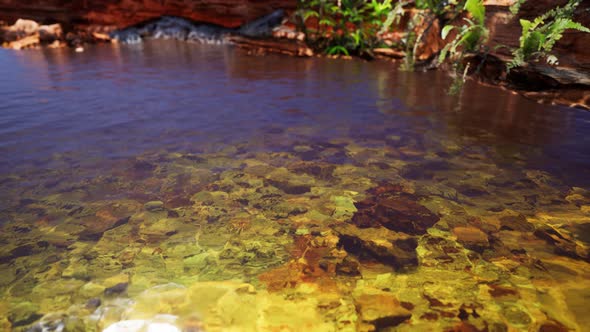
[0,0,297,28]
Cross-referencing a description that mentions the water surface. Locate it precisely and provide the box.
[0,41,589,331]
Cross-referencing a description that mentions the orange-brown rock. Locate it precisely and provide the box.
[354,290,412,330]
[452,226,489,252]
[4,33,39,50]
[229,35,313,57]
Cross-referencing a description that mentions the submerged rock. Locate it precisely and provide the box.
[288,161,336,181]
[335,256,361,276]
[8,302,42,328]
[354,289,412,330]
[534,226,589,261]
[352,184,439,235]
[498,214,535,232]
[144,201,164,212]
[104,283,129,296]
[452,226,489,253]
[334,223,418,270]
[0,243,37,263]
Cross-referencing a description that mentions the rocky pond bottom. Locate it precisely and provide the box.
[0,41,589,331]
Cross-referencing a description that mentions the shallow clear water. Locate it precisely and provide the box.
[0,40,589,331]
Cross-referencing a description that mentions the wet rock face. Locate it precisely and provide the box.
[351,183,439,235]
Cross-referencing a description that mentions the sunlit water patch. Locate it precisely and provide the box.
[0,41,589,331]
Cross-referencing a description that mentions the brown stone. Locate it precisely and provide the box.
[538,320,569,332]
[499,214,535,232]
[230,35,314,57]
[452,226,489,252]
[5,33,39,49]
[92,32,111,41]
[38,23,62,42]
[354,291,412,330]
[487,284,519,298]
[335,255,361,276]
[373,48,405,59]
[445,321,485,332]
[334,223,418,270]
[353,196,439,235]
[534,226,589,262]
[350,184,439,236]
[287,161,336,180]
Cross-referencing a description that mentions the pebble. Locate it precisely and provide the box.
[144,201,164,212]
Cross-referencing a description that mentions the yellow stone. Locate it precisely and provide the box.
[104,274,130,287]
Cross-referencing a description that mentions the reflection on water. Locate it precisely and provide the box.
[0,41,589,331]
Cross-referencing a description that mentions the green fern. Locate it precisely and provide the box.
[379,1,407,35]
[509,0,527,15]
[296,0,398,56]
[508,0,590,70]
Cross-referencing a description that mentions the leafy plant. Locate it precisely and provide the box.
[436,0,487,94]
[438,0,488,64]
[416,0,467,17]
[509,0,527,15]
[397,0,467,71]
[295,0,394,56]
[380,0,407,34]
[326,44,350,55]
[400,13,419,71]
[507,0,590,70]
[415,0,448,16]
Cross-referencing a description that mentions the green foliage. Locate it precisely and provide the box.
[415,0,467,16]
[436,0,487,95]
[415,0,447,15]
[508,0,590,70]
[438,0,488,64]
[509,0,527,15]
[448,62,470,95]
[295,0,394,56]
[400,13,419,71]
[464,0,484,24]
[326,45,350,55]
[415,0,465,16]
[380,0,407,35]
[400,0,467,70]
